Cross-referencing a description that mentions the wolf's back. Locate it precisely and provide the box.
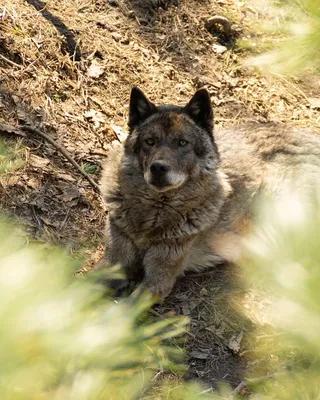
[215,123,320,199]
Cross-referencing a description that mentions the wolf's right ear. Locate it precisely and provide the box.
[128,87,157,130]
[184,88,213,134]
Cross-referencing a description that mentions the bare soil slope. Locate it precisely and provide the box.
[1,0,319,391]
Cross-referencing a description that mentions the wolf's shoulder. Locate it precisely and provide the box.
[100,143,124,203]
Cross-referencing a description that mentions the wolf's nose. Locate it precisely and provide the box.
[150,162,170,176]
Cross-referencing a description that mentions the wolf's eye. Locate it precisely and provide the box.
[145,138,155,146]
[179,140,188,147]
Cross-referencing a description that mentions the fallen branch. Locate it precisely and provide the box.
[0,54,22,69]
[21,125,101,193]
[0,123,26,137]
[233,371,289,396]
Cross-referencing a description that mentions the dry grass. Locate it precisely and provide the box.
[0,0,319,391]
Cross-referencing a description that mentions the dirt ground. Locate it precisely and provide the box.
[1,0,319,392]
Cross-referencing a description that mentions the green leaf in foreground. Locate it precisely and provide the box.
[247,0,320,74]
[0,217,190,399]
[242,187,320,398]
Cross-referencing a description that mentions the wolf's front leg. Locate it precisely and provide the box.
[95,217,144,290]
[139,241,193,300]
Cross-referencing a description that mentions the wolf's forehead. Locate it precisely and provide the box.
[144,112,193,136]
[162,112,185,131]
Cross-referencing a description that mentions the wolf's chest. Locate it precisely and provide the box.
[113,200,182,242]
[111,196,215,247]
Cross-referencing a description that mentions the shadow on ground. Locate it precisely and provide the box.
[156,264,252,389]
[25,0,81,61]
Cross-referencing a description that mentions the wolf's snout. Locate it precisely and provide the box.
[150,162,170,177]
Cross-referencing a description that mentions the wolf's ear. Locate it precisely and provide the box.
[128,87,157,130]
[184,88,213,133]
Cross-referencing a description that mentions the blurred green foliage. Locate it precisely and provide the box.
[248,0,320,73]
[0,218,192,400]
[242,189,320,398]
[1,175,319,399]
[0,137,24,174]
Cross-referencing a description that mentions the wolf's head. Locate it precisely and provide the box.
[124,87,220,192]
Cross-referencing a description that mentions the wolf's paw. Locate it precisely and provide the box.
[132,280,173,303]
[96,276,130,293]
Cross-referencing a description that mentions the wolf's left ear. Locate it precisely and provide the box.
[184,88,213,133]
[128,87,157,130]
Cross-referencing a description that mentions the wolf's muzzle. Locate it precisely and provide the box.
[150,161,170,177]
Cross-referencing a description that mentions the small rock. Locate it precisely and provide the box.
[308,98,320,109]
[213,44,228,54]
[228,331,244,354]
[87,59,104,78]
[112,32,122,41]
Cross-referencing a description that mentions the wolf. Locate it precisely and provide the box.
[97,87,320,300]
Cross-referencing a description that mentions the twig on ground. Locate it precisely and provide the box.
[233,371,289,395]
[0,123,26,137]
[0,54,22,69]
[20,125,101,193]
